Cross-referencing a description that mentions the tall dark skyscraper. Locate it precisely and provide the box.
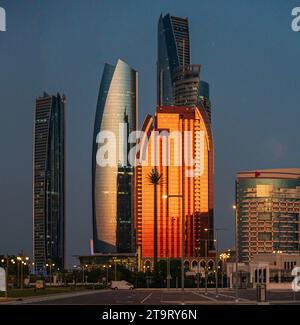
[199,80,211,122]
[157,13,212,121]
[157,14,190,106]
[173,65,212,121]
[92,59,137,254]
[173,64,201,105]
[33,93,66,273]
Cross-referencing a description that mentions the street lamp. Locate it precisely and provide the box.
[160,121,186,303]
[16,257,21,288]
[103,265,111,287]
[113,258,117,282]
[197,228,227,296]
[233,204,239,302]
[46,262,55,286]
[162,193,184,296]
[214,228,228,297]
[219,252,230,288]
[204,230,208,295]
[16,254,29,289]
[201,227,212,295]
[81,264,88,285]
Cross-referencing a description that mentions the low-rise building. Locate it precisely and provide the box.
[227,253,300,289]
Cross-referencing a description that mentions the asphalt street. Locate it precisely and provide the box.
[15,288,300,305]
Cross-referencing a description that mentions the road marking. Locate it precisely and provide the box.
[192,292,218,301]
[141,292,153,304]
[160,300,257,305]
[217,293,251,302]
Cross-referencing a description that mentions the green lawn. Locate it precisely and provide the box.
[0,287,86,298]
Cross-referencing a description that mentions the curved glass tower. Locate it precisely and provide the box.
[92,59,137,253]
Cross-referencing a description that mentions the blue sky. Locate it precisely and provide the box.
[0,0,299,266]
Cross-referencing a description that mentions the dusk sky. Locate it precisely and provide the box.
[0,0,300,267]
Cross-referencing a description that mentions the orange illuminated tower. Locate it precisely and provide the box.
[135,105,214,266]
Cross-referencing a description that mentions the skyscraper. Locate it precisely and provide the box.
[157,14,191,106]
[135,105,214,266]
[173,64,201,107]
[33,93,66,273]
[173,65,212,121]
[199,81,211,122]
[92,59,137,253]
[157,14,212,121]
[236,169,300,263]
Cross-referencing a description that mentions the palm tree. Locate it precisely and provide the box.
[147,168,163,271]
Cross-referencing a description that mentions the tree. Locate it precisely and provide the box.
[147,168,163,272]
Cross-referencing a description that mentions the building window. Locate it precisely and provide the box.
[258,232,272,241]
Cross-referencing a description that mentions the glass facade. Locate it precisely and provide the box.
[236,169,300,262]
[173,64,201,107]
[157,14,212,122]
[135,106,214,260]
[33,93,65,273]
[173,65,212,122]
[199,80,211,122]
[92,59,137,253]
[157,14,190,106]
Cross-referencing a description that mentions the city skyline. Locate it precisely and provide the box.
[0,1,300,268]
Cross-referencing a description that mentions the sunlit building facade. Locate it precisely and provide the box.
[92,59,137,253]
[236,169,300,263]
[135,106,214,264]
[33,93,66,273]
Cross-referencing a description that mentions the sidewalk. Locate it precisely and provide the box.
[0,289,109,305]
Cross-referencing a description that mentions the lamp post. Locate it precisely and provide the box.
[31,262,35,280]
[195,244,200,291]
[204,235,208,295]
[82,264,88,285]
[113,259,117,281]
[195,235,209,295]
[46,262,55,286]
[202,227,213,295]
[103,265,111,287]
[166,254,171,290]
[233,204,239,302]
[214,228,228,297]
[214,237,218,297]
[220,252,230,288]
[16,257,21,288]
[197,255,200,291]
[16,254,30,289]
[162,193,184,300]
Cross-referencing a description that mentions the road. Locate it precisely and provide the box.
[10,288,300,305]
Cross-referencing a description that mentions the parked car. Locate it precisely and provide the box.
[109,280,134,290]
